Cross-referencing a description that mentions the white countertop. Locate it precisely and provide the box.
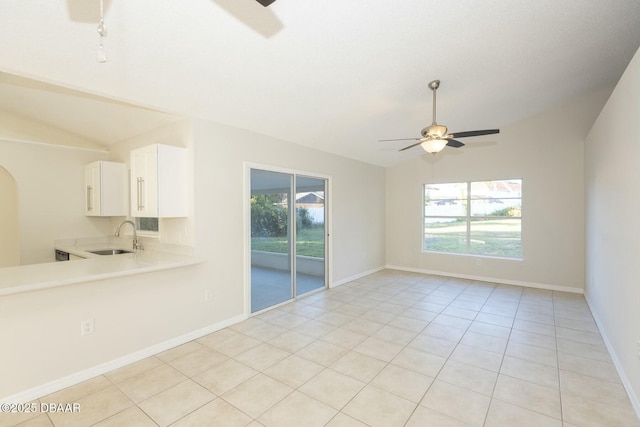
[0,238,202,296]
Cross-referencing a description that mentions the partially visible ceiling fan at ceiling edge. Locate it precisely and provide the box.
[256,0,276,6]
[380,80,499,154]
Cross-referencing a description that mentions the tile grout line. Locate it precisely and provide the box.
[399,277,495,426]
[552,291,565,426]
[34,271,636,426]
[476,281,522,427]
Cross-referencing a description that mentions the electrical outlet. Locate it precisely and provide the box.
[204,289,213,302]
[475,258,482,266]
[81,318,95,336]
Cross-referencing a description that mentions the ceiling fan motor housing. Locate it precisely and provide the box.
[421,124,448,139]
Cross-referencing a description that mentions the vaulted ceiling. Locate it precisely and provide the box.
[1,0,639,166]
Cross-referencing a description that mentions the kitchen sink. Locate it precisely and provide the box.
[88,249,133,255]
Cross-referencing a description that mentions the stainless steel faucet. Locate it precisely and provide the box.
[115,220,144,251]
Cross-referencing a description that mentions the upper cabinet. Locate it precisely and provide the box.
[130,144,187,218]
[84,161,127,217]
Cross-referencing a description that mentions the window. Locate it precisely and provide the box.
[135,217,159,233]
[423,179,522,258]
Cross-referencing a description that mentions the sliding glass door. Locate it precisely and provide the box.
[295,176,326,297]
[250,169,327,313]
[250,170,293,312]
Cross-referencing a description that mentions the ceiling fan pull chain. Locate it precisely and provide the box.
[97,0,108,63]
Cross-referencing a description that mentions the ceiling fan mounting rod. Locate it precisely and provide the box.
[429,79,440,125]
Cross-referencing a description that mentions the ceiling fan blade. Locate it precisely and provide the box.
[399,141,423,151]
[211,0,282,37]
[446,139,465,148]
[450,129,500,138]
[379,138,421,142]
[255,0,276,6]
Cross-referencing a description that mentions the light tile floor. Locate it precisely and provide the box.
[3,270,640,427]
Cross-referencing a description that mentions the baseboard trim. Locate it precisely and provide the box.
[584,292,640,420]
[3,265,590,405]
[331,266,386,288]
[385,265,584,294]
[1,314,247,405]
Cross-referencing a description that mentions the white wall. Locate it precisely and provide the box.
[192,119,386,293]
[386,89,610,291]
[0,140,115,265]
[585,48,640,413]
[1,118,386,400]
[0,110,118,265]
[0,165,19,267]
[0,264,220,400]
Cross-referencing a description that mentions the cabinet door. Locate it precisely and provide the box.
[84,163,101,216]
[130,146,158,217]
[157,144,188,217]
[100,162,127,216]
[85,161,126,216]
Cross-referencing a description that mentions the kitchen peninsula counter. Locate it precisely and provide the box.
[0,241,201,296]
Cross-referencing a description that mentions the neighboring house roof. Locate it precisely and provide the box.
[296,192,325,204]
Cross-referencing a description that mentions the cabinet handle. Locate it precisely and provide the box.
[140,178,145,210]
[87,185,93,211]
[136,177,146,211]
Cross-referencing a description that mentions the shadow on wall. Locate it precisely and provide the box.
[0,165,19,267]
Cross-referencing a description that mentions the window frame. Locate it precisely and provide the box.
[422,179,523,259]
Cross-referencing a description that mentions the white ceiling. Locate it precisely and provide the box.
[1,0,639,166]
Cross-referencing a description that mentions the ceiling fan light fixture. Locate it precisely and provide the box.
[421,139,447,154]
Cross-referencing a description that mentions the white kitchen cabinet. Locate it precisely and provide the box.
[84,161,127,216]
[130,144,187,218]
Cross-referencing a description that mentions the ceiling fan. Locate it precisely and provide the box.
[86,0,279,62]
[380,80,499,154]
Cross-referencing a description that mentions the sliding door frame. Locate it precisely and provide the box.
[244,162,332,316]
